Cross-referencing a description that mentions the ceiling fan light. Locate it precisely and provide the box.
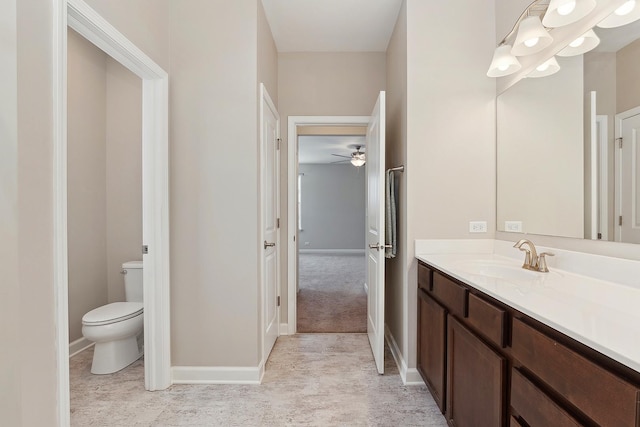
[597,0,640,28]
[351,156,366,167]
[543,0,596,27]
[556,29,600,56]
[512,16,553,56]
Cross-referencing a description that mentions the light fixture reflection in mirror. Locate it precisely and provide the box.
[597,0,640,28]
[557,29,601,56]
[527,56,561,78]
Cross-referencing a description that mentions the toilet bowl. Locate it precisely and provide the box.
[81,260,144,374]
[82,302,143,374]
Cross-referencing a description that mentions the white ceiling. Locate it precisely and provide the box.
[261,0,403,52]
[299,135,366,164]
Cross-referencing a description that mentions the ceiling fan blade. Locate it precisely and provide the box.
[331,154,352,159]
[330,160,349,164]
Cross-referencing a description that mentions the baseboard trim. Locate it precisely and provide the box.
[299,249,365,255]
[384,324,424,386]
[279,323,289,335]
[172,365,262,385]
[69,337,94,358]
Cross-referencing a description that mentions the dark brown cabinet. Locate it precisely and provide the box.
[417,260,640,427]
[417,288,447,412]
[447,316,506,427]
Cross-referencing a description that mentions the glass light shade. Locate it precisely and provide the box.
[543,0,596,27]
[350,154,365,167]
[487,45,522,77]
[556,29,600,56]
[597,0,640,28]
[512,16,554,55]
[527,56,561,78]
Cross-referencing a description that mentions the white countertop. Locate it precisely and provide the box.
[415,239,640,373]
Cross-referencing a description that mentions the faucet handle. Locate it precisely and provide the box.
[538,252,555,272]
[516,247,532,269]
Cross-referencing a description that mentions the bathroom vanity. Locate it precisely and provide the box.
[415,240,640,427]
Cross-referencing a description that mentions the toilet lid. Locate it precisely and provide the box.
[82,302,143,326]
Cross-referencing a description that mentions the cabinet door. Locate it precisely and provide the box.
[417,288,447,413]
[447,316,506,427]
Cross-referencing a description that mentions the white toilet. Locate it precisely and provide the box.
[82,260,144,374]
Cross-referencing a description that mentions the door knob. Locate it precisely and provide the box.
[264,240,276,249]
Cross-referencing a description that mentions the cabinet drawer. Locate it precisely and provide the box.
[467,293,506,348]
[512,318,640,427]
[432,272,467,318]
[418,263,432,291]
[511,368,581,427]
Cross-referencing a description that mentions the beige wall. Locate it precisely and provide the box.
[384,0,408,373]
[497,56,584,239]
[403,0,497,368]
[0,1,21,425]
[258,0,278,104]
[170,0,261,367]
[83,0,171,71]
[105,58,143,303]
[584,51,616,239]
[277,52,386,323]
[67,30,142,343]
[67,29,109,343]
[15,0,58,423]
[617,39,640,114]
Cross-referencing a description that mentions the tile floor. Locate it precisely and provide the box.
[70,333,447,426]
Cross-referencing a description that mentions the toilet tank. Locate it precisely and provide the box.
[122,260,143,302]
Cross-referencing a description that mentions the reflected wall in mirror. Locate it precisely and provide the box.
[497,20,640,244]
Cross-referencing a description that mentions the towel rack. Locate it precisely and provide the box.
[387,165,405,173]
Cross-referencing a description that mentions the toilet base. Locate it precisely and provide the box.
[91,335,143,374]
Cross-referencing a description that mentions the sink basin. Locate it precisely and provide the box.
[454,260,547,282]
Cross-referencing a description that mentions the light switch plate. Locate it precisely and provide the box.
[469,221,487,233]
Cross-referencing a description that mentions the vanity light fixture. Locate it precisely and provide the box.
[512,15,554,55]
[556,29,600,56]
[543,0,596,27]
[597,0,640,28]
[527,56,561,77]
[487,45,522,77]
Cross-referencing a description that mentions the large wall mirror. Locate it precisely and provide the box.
[497,19,640,244]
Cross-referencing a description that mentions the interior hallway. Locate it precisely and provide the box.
[70,334,446,426]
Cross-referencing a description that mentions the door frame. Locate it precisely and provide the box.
[614,106,640,242]
[54,0,171,424]
[286,115,369,334]
[596,115,609,240]
[259,83,280,370]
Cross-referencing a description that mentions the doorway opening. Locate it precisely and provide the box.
[54,1,170,424]
[286,116,370,335]
[296,127,368,333]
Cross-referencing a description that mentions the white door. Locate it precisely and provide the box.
[261,84,280,362]
[618,111,640,243]
[366,91,386,374]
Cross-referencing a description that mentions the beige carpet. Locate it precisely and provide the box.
[297,253,367,333]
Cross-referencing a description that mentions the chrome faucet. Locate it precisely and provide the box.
[513,239,554,272]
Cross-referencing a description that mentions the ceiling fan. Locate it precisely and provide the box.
[331,144,366,167]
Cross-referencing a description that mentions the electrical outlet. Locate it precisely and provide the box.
[505,221,523,233]
[469,221,487,233]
